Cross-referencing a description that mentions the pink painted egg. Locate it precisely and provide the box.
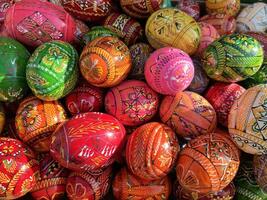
[145,47,194,95]
[4,0,76,47]
[196,22,220,57]
[177,0,200,20]
[105,80,159,126]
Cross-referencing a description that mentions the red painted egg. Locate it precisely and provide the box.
[103,12,144,45]
[126,122,180,180]
[61,0,112,22]
[160,91,217,140]
[4,0,76,47]
[15,96,67,152]
[199,14,236,35]
[80,36,132,88]
[66,167,112,200]
[205,82,246,127]
[196,22,220,57]
[0,137,40,199]
[177,0,200,20]
[31,154,68,200]
[176,133,240,194]
[0,0,15,23]
[65,82,104,116]
[145,47,194,95]
[113,168,172,200]
[50,112,126,172]
[105,80,159,126]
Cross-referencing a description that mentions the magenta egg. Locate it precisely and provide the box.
[145,47,194,95]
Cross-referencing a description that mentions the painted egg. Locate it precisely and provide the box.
[113,168,171,200]
[65,82,104,116]
[235,155,267,200]
[82,26,118,45]
[176,133,240,194]
[60,0,112,22]
[15,96,67,152]
[103,12,143,45]
[205,83,246,127]
[188,58,210,94]
[0,103,5,134]
[237,3,267,33]
[229,84,267,155]
[202,34,264,82]
[160,91,217,140]
[4,0,76,47]
[126,122,180,180]
[254,154,267,193]
[196,22,220,57]
[105,80,159,126]
[241,63,267,88]
[145,8,201,55]
[31,154,68,200]
[26,40,78,101]
[145,47,194,95]
[0,0,14,23]
[0,137,40,199]
[129,43,153,81]
[73,19,89,49]
[0,37,30,102]
[199,14,236,35]
[120,0,162,19]
[66,167,112,200]
[205,0,240,16]
[50,112,126,172]
[174,181,236,199]
[177,0,200,20]
[80,36,131,88]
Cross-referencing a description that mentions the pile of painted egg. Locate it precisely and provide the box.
[0,0,267,199]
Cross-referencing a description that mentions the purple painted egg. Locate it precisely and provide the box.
[145,47,194,95]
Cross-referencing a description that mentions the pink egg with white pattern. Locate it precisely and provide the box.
[145,47,194,96]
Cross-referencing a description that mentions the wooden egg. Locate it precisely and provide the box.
[113,168,171,200]
[15,96,67,152]
[4,0,76,47]
[0,103,5,134]
[0,37,30,102]
[199,14,236,35]
[196,22,220,57]
[145,8,201,55]
[26,40,78,101]
[129,43,153,81]
[60,0,112,22]
[205,0,240,16]
[65,81,104,116]
[160,91,217,140]
[145,47,194,95]
[228,84,267,155]
[80,36,131,88]
[105,80,159,126]
[205,83,246,127]
[50,112,126,172]
[202,34,264,83]
[237,3,267,33]
[120,0,162,19]
[66,167,112,200]
[0,137,40,199]
[103,13,143,46]
[177,0,200,20]
[31,154,68,200]
[188,57,210,94]
[254,154,267,193]
[126,122,180,180]
[176,133,240,194]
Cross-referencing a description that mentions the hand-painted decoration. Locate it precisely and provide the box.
[205,0,240,16]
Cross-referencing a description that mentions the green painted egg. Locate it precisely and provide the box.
[26,40,78,101]
[235,154,267,200]
[202,34,264,82]
[0,37,30,102]
[82,26,118,45]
